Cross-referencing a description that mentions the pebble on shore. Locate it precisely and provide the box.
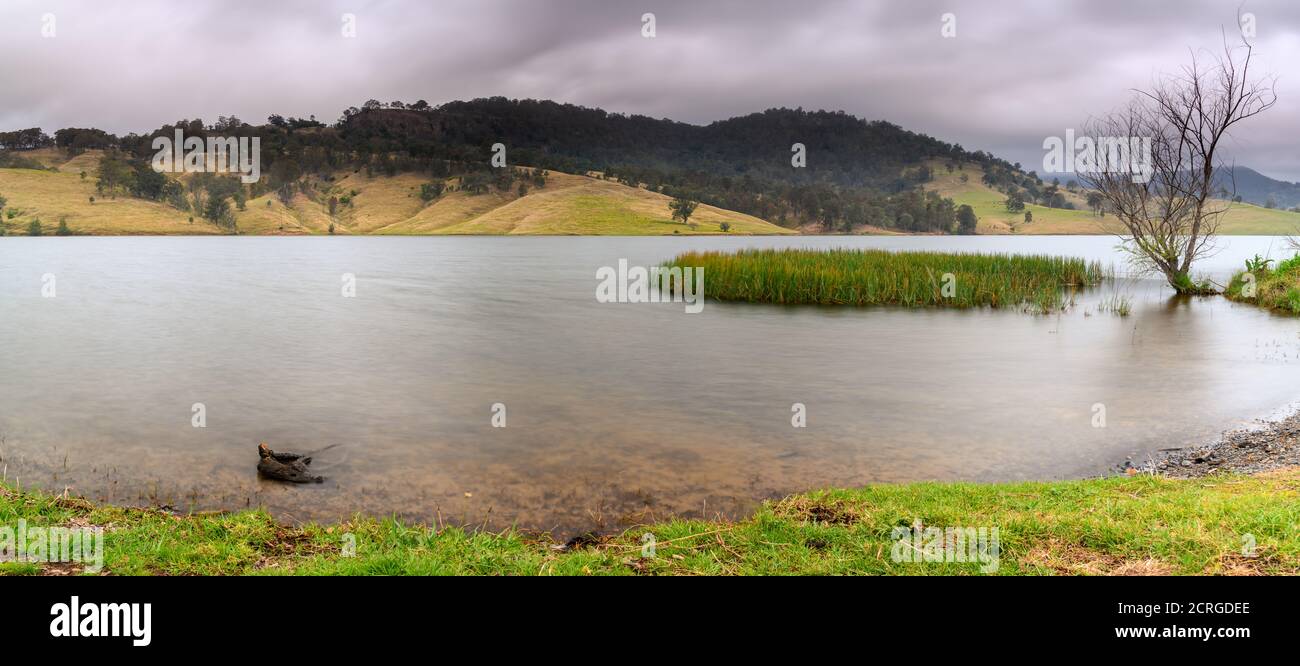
[1121,411,1300,478]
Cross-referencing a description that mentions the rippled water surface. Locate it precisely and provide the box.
[2,235,1298,532]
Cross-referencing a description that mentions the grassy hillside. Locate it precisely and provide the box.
[1212,202,1300,235]
[927,161,1300,235]
[0,153,792,236]
[292,169,790,236]
[0,165,224,235]
[379,171,784,235]
[10,147,90,172]
[7,149,1291,237]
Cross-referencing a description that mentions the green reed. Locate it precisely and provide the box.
[665,248,1107,312]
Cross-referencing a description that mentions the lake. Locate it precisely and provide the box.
[1,235,1298,533]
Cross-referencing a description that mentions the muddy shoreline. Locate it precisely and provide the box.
[1121,409,1300,478]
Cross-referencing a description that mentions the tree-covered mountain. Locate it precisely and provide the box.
[4,97,1024,233]
[342,98,988,185]
[1214,166,1300,210]
[333,98,1009,231]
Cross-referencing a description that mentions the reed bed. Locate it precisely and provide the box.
[665,248,1107,312]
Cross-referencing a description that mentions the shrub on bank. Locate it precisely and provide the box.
[1226,253,1300,315]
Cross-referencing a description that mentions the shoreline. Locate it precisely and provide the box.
[4,402,1300,576]
[1132,409,1300,478]
[3,468,1295,575]
[5,406,1300,574]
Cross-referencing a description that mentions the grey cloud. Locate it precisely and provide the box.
[1,0,1296,180]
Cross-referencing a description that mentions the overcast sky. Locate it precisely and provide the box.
[2,0,1297,180]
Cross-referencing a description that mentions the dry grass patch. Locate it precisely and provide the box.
[1022,540,1174,576]
[772,495,867,525]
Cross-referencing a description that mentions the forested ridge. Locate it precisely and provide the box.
[1,97,1026,233]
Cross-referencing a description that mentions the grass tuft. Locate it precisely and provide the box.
[1225,253,1300,315]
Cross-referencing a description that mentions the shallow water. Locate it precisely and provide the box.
[1,235,1298,533]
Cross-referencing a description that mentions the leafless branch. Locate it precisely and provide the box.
[1079,22,1275,293]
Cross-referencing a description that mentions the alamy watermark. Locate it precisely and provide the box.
[50,596,151,646]
[152,130,261,184]
[596,259,705,313]
[1,519,104,573]
[892,520,1000,573]
[1043,129,1152,184]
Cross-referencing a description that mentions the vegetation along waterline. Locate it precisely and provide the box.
[1225,252,1300,315]
[665,248,1108,312]
[3,470,1297,576]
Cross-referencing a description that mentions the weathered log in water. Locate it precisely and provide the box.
[257,443,323,484]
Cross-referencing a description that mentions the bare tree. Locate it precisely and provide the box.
[1080,27,1275,294]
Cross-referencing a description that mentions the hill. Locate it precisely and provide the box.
[0,152,789,236]
[330,99,999,233]
[4,99,1295,236]
[1216,166,1300,210]
[926,161,1300,235]
[12,99,999,235]
[0,155,225,235]
[342,99,977,189]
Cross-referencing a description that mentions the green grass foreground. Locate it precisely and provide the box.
[2,470,1297,575]
[665,248,1107,311]
[1225,254,1300,314]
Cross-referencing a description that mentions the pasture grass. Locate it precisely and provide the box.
[925,160,1300,236]
[0,158,790,236]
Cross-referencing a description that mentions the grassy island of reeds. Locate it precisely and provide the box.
[664,248,1107,311]
[1225,253,1300,315]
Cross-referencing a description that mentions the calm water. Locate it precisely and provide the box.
[2,235,1298,533]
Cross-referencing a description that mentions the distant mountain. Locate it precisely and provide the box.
[341,98,1000,190]
[3,97,1022,234]
[330,98,1013,232]
[1215,166,1300,210]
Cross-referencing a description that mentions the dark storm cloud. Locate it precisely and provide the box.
[1,0,1296,179]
